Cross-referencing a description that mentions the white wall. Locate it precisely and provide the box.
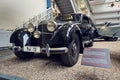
[90,0,105,5]
[0,30,12,47]
[92,2,120,13]
[91,1,120,24]
[0,0,47,29]
[93,12,120,19]
[95,19,120,24]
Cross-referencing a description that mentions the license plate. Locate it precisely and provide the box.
[23,46,40,53]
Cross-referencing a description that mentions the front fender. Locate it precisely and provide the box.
[49,23,83,47]
[10,28,24,44]
[10,28,37,46]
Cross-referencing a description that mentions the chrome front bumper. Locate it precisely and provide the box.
[11,44,68,57]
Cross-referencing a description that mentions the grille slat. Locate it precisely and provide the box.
[38,24,53,47]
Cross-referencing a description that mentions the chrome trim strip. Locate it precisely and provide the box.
[41,47,68,53]
[50,47,68,53]
[12,46,68,55]
[41,32,53,34]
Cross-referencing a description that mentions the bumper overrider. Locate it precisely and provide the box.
[11,44,68,57]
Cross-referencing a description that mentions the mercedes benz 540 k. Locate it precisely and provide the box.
[10,13,96,66]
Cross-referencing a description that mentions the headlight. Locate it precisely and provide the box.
[34,31,41,38]
[47,21,56,32]
[28,23,34,32]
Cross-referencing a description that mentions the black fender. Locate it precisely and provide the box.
[10,28,24,46]
[10,28,37,47]
[49,23,84,53]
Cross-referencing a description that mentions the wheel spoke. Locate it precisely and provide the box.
[72,41,77,57]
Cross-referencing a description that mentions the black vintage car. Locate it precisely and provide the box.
[10,13,96,66]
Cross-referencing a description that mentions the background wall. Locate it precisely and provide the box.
[0,0,47,30]
[90,0,120,25]
[0,30,12,47]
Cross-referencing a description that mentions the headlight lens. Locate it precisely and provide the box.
[47,21,56,32]
[28,23,34,32]
[34,31,41,38]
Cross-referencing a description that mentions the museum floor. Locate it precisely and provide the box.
[0,40,120,80]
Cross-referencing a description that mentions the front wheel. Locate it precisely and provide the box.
[61,34,80,67]
[14,50,34,59]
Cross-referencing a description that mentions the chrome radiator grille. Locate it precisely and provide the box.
[38,24,53,47]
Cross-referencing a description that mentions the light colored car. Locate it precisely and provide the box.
[94,23,120,41]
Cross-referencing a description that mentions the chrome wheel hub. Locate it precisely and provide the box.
[72,42,77,56]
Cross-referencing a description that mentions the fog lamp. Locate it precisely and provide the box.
[34,31,41,38]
